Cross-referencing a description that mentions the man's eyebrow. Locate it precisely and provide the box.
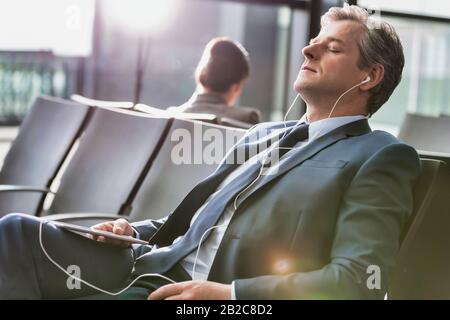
[328,37,346,44]
[309,37,346,45]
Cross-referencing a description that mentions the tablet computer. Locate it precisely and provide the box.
[50,221,149,245]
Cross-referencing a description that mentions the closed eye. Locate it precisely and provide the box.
[328,47,341,53]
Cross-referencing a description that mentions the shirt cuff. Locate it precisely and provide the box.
[231,281,237,300]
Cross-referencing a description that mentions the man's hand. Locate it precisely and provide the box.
[90,218,134,247]
[148,280,231,300]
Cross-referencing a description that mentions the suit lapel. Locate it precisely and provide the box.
[150,119,371,245]
[234,119,372,207]
[148,127,284,245]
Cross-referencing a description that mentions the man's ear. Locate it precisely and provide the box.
[360,64,384,91]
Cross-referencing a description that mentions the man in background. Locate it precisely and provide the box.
[169,37,261,126]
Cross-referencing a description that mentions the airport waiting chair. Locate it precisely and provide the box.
[398,113,450,153]
[0,96,91,216]
[40,108,171,224]
[418,150,450,165]
[47,118,245,225]
[389,157,448,299]
[126,118,246,221]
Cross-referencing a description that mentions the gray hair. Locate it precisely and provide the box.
[321,4,405,116]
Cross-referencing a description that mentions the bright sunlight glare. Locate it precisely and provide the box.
[105,0,179,35]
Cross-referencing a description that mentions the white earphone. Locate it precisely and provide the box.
[328,75,371,118]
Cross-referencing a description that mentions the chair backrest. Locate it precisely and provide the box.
[398,113,450,153]
[0,96,90,216]
[126,118,246,221]
[218,117,254,129]
[46,108,171,215]
[389,157,448,299]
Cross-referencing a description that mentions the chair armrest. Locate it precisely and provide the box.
[43,213,124,227]
[418,150,449,164]
[134,103,217,121]
[71,94,134,109]
[218,117,254,129]
[0,184,54,194]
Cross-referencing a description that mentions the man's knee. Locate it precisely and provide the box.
[0,213,38,240]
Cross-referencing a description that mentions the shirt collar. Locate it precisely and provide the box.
[191,92,227,106]
[299,114,367,141]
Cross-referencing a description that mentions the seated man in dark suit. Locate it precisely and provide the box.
[0,5,419,299]
[168,37,261,125]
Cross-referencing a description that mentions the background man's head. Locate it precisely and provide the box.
[195,37,250,106]
[294,5,404,117]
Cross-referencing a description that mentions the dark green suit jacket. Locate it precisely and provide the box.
[133,119,420,299]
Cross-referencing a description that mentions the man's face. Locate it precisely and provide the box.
[294,20,367,97]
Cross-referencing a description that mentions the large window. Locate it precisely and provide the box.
[369,17,450,133]
[359,0,450,19]
[3,0,448,133]
[0,0,94,56]
[359,0,450,135]
[0,0,94,123]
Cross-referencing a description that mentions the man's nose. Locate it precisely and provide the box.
[302,44,319,61]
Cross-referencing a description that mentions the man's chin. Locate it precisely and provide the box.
[293,80,312,94]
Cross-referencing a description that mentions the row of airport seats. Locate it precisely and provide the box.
[0,95,245,225]
[71,94,255,130]
[391,113,450,298]
[389,150,450,299]
[0,97,448,299]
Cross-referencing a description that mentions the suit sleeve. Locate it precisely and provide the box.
[131,216,168,242]
[234,143,421,299]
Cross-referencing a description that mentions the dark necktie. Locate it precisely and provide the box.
[265,123,310,166]
[134,123,309,275]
